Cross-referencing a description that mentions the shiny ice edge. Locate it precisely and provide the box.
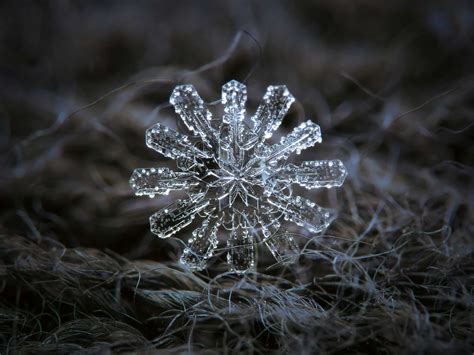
[129,80,347,273]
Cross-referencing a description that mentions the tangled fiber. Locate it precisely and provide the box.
[1,1,473,353]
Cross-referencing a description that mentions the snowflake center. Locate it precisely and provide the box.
[205,155,262,211]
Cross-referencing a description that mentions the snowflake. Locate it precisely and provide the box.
[130,80,347,273]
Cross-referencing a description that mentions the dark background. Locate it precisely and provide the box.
[1,1,473,353]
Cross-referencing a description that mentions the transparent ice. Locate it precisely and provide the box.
[130,80,347,273]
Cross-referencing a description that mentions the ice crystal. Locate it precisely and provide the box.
[130,80,347,273]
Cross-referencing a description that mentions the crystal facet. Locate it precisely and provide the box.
[130,81,347,272]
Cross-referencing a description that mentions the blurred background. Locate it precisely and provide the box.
[0,0,473,353]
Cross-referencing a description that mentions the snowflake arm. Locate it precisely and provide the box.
[130,167,198,196]
[257,211,299,264]
[266,194,333,233]
[264,232,299,264]
[227,213,255,273]
[276,160,347,189]
[150,194,210,238]
[180,215,221,271]
[255,120,322,166]
[222,80,246,125]
[221,80,247,160]
[170,84,217,148]
[251,85,295,141]
[146,123,211,162]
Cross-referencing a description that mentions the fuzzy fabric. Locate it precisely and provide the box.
[1,1,473,354]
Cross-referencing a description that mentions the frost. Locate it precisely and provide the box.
[130,80,347,272]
